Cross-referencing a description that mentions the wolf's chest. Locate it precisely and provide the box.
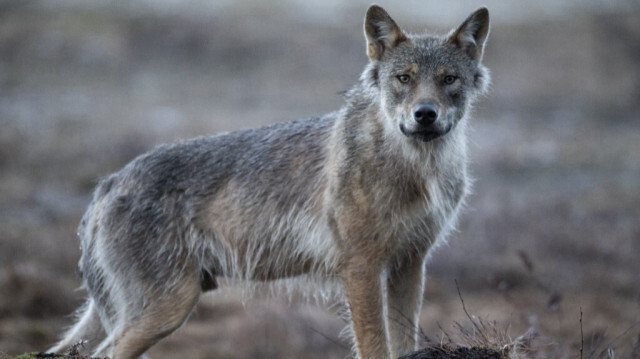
[390,170,467,249]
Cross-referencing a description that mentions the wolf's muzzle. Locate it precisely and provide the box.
[401,103,451,142]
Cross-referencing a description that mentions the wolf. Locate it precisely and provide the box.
[50,5,490,359]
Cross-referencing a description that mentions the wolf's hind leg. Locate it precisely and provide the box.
[92,275,201,359]
[48,299,106,354]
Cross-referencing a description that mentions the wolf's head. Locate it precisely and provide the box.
[362,5,490,143]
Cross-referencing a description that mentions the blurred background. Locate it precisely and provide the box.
[1,0,639,358]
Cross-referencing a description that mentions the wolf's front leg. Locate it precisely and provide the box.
[342,255,390,359]
[386,256,427,358]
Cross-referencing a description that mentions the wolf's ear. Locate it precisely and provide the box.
[364,5,408,61]
[448,7,490,61]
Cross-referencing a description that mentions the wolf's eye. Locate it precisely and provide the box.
[397,74,411,84]
[443,75,457,85]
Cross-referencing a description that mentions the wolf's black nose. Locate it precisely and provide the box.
[413,104,438,125]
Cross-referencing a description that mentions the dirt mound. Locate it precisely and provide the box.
[401,346,503,359]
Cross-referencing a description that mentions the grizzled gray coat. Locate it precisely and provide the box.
[50,5,490,359]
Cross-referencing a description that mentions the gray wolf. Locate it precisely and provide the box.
[50,5,490,358]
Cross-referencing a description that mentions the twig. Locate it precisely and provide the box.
[580,307,584,359]
[437,321,454,346]
[389,304,432,344]
[598,320,640,358]
[307,325,349,350]
[455,279,489,344]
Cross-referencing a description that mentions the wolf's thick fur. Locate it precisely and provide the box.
[50,6,490,359]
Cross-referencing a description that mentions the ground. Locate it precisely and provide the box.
[1,1,639,358]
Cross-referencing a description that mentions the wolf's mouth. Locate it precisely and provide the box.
[399,123,452,142]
